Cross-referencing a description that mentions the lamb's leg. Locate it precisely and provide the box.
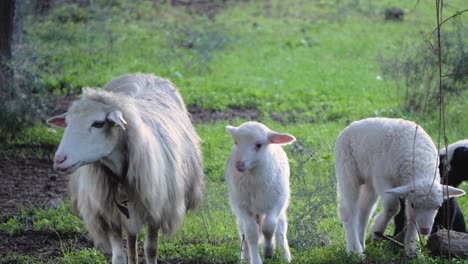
[337,179,362,254]
[370,193,400,240]
[108,229,126,264]
[262,212,277,259]
[237,218,249,261]
[144,224,159,264]
[240,214,262,264]
[357,184,378,249]
[237,220,250,261]
[274,212,291,263]
[404,215,419,256]
[127,232,138,264]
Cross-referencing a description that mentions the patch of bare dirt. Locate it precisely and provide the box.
[0,230,93,262]
[170,0,230,19]
[189,106,261,123]
[0,156,67,219]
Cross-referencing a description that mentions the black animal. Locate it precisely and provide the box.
[393,140,468,237]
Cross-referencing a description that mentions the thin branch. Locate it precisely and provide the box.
[441,71,468,78]
[432,8,468,34]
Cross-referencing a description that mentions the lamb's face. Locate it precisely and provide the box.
[227,124,269,172]
[407,187,443,236]
[47,99,127,174]
[226,122,296,173]
[387,183,465,236]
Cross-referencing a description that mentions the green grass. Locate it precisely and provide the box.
[3,0,468,263]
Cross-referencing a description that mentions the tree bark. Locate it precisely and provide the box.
[0,0,16,99]
[427,230,468,257]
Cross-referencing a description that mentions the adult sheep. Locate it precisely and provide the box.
[394,139,468,236]
[47,73,204,264]
[335,117,465,256]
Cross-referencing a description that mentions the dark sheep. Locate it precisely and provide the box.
[394,140,468,237]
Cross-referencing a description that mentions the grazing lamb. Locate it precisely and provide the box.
[394,139,468,236]
[335,117,465,256]
[225,121,295,264]
[46,73,204,264]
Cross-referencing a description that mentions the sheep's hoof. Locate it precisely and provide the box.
[405,246,418,258]
[371,231,384,241]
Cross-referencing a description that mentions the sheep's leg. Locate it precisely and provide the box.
[337,179,362,254]
[237,220,250,261]
[108,229,126,264]
[370,193,400,240]
[144,224,159,264]
[275,212,291,263]
[404,216,419,256]
[240,214,262,264]
[127,232,138,264]
[262,212,277,259]
[357,184,378,250]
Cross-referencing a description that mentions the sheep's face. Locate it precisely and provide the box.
[226,122,295,173]
[47,99,127,174]
[387,183,465,236]
[407,187,443,236]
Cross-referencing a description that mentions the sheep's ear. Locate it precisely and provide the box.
[226,125,237,135]
[107,110,127,130]
[268,132,296,145]
[442,185,465,199]
[385,185,412,198]
[46,113,67,128]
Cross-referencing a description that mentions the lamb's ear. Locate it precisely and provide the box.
[268,132,296,145]
[46,113,67,128]
[81,87,92,94]
[107,110,127,130]
[442,185,466,199]
[385,185,412,199]
[226,125,237,135]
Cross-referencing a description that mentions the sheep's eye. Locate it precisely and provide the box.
[92,121,105,128]
[410,203,415,209]
[234,140,237,145]
[255,143,262,150]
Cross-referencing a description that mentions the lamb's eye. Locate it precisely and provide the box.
[255,143,262,150]
[92,121,105,128]
[410,203,415,209]
[234,140,237,145]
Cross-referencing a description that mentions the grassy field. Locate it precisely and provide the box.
[1,0,468,263]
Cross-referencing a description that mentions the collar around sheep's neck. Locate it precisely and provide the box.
[101,161,130,219]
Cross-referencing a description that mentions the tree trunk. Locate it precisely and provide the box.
[0,0,16,99]
[427,230,468,257]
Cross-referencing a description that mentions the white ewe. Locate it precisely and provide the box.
[225,121,295,264]
[47,73,204,264]
[335,117,465,256]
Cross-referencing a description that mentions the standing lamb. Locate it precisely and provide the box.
[335,117,465,256]
[225,121,295,264]
[394,139,468,236]
[46,73,204,264]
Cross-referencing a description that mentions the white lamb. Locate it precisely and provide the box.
[225,121,295,264]
[46,73,204,264]
[335,117,465,256]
